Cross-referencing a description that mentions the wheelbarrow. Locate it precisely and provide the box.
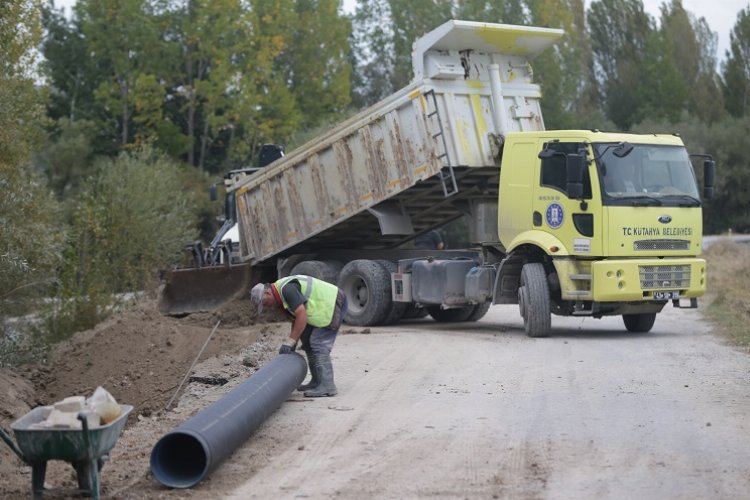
[0,404,133,500]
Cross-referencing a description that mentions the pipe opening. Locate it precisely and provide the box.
[150,432,209,488]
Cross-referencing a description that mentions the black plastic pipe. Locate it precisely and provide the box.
[150,352,306,488]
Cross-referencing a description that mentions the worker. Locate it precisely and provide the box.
[415,229,445,250]
[249,275,347,397]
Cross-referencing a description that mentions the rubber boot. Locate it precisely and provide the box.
[304,353,337,397]
[297,352,319,391]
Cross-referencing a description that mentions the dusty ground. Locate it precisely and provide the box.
[2,296,750,499]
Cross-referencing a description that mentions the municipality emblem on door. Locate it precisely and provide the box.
[546,202,564,229]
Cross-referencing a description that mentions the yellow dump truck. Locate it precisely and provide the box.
[162,20,714,336]
[398,129,714,336]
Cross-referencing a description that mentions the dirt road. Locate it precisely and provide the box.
[224,305,750,499]
[3,301,749,499]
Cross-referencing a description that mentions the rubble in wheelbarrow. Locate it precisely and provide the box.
[29,386,122,430]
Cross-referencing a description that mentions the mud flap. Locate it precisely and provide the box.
[158,264,261,315]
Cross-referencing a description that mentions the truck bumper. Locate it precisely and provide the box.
[554,257,707,302]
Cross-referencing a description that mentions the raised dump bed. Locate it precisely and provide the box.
[231,21,563,266]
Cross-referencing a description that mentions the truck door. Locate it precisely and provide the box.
[533,141,602,256]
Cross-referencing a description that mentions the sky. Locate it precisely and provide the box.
[52,0,747,62]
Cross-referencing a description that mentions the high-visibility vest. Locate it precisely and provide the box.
[273,275,339,327]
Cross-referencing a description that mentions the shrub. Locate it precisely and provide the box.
[45,146,201,338]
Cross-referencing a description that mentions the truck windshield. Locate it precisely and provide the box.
[595,143,701,206]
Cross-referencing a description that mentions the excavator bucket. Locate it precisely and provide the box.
[158,264,258,316]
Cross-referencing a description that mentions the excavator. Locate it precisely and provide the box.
[157,145,283,315]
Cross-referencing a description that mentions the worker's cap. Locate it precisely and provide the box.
[249,283,267,313]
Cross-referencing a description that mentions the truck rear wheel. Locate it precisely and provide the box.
[374,260,406,325]
[291,260,339,284]
[622,313,656,333]
[427,306,475,322]
[322,260,344,278]
[519,263,551,337]
[338,259,390,326]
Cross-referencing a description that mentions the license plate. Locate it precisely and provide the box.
[653,291,680,300]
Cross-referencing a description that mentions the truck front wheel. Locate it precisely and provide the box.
[338,259,390,326]
[622,313,656,333]
[519,263,551,337]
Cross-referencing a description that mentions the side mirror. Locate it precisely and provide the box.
[703,159,715,200]
[566,153,585,199]
[613,142,634,158]
[209,184,218,202]
[538,147,556,159]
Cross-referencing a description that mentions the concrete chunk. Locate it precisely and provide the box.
[54,396,85,412]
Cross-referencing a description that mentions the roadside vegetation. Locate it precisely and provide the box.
[4,0,750,365]
[703,240,750,351]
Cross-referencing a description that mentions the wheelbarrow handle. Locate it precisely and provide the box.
[77,412,103,500]
[77,412,94,456]
[0,425,28,464]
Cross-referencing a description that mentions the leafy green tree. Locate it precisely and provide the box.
[232,0,302,163]
[282,0,352,129]
[1,0,62,335]
[350,0,396,107]
[76,0,167,146]
[34,118,98,198]
[526,0,595,129]
[588,0,654,130]
[722,6,750,117]
[389,0,453,91]
[163,0,253,168]
[351,0,452,105]
[659,0,724,122]
[634,29,687,124]
[42,2,99,124]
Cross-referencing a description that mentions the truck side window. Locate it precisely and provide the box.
[540,142,592,198]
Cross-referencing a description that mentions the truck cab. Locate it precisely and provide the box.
[494,130,714,335]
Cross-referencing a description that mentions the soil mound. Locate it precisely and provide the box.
[1,295,288,498]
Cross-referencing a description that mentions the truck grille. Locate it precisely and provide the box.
[639,265,690,289]
[634,239,690,251]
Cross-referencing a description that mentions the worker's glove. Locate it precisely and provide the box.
[278,339,296,354]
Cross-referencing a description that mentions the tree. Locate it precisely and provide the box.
[42,3,99,124]
[234,0,302,162]
[388,0,453,91]
[1,0,62,321]
[526,0,595,129]
[634,29,687,124]
[163,0,255,168]
[722,6,750,117]
[588,0,654,130]
[275,0,352,130]
[76,0,167,147]
[659,0,724,122]
[351,0,452,105]
[350,0,395,107]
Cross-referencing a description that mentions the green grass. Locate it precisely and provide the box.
[703,240,750,352]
